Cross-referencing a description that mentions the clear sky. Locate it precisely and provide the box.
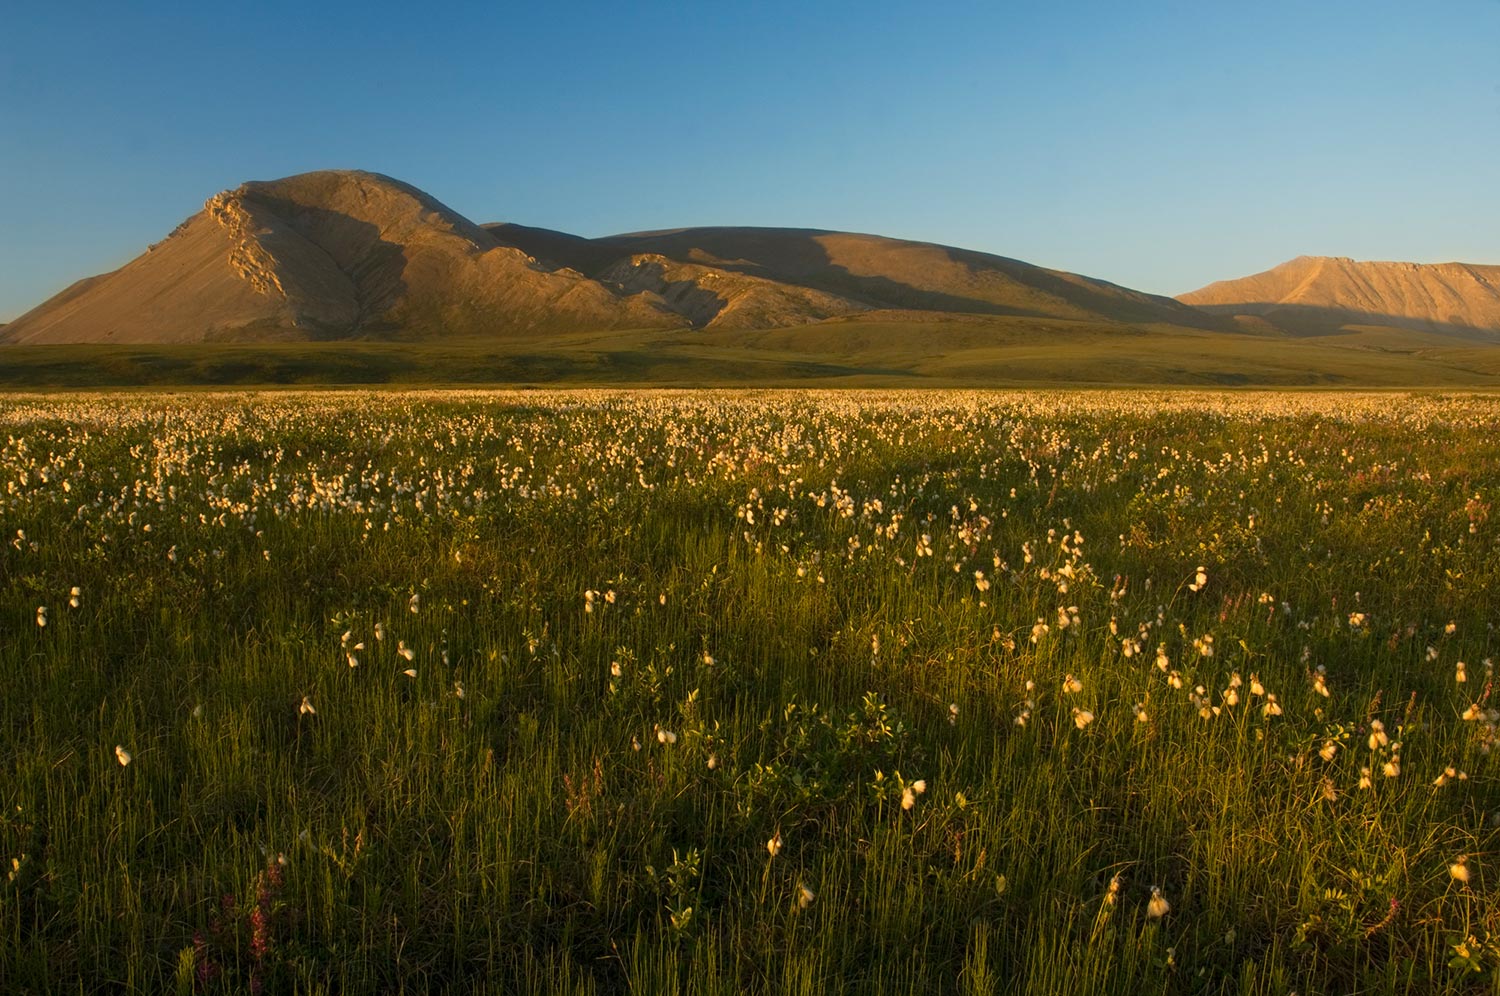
[3,0,1498,321]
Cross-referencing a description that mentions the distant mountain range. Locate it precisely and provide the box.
[3,170,1497,345]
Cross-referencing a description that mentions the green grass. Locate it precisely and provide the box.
[4,315,1500,388]
[3,389,1500,994]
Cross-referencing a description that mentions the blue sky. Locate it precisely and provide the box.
[3,0,1498,320]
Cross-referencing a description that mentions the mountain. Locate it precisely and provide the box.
[494,223,1218,330]
[595,227,1221,329]
[1179,256,1500,338]
[4,170,1220,345]
[1,171,682,344]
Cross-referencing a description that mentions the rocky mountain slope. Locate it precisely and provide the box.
[1179,256,1500,337]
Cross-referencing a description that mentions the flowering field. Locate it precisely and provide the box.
[4,389,1500,995]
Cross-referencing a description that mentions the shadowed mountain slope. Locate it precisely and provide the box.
[1179,256,1500,338]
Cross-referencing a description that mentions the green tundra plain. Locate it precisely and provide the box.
[4,389,1500,994]
[4,317,1500,390]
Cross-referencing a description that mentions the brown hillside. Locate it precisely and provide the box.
[1179,256,1500,337]
[2,171,683,344]
[4,170,1242,345]
[595,227,1223,329]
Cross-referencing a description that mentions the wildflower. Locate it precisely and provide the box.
[702,652,715,666]
[1462,703,1483,721]
[706,754,717,770]
[1358,766,1372,789]
[114,745,132,767]
[402,668,417,678]
[1147,886,1171,918]
[299,696,315,716]
[346,653,360,668]
[1062,674,1083,694]
[397,641,415,661]
[798,884,815,908]
[1072,708,1095,729]
[912,779,927,795]
[1383,758,1400,778]
[1262,695,1283,718]
[69,586,81,608]
[35,606,46,628]
[1446,621,1458,635]
[1223,688,1239,707]
[1456,662,1467,684]
[1248,674,1265,696]
[1434,766,1459,787]
[1188,566,1208,593]
[374,622,385,642]
[610,661,623,678]
[948,703,959,725]
[767,834,782,857]
[1132,702,1149,723]
[1368,720,1388,750]
[604,590,616,604]
[1155,646,1170,671]
[656,728,678,745]
[1105,874,1123,904]
[408,594,420,614]
[1450,857,1471,884]
[1319,741,1338,762]
[453,681,465,699]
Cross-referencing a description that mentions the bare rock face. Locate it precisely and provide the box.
[1179,256,1500,336]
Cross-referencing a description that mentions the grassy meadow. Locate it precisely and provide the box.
[4,389,1500,994]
